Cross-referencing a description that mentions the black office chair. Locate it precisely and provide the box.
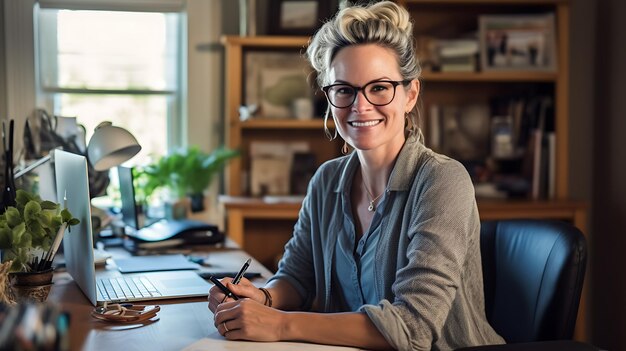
[457,220,595,351]
[480,219,587,342]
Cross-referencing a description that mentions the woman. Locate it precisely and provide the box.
[209,2,504,350]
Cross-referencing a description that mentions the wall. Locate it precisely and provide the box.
[591,0,626,349]
[0,0,6,118]
[568,0,597,343]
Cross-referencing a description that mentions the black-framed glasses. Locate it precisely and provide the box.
[321,80,411,109]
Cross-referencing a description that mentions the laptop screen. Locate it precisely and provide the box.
[54,149,98,306]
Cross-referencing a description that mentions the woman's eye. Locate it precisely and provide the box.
[336,87,354,95]
[369,84,389,92]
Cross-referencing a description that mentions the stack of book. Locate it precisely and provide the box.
[438,39,479,72]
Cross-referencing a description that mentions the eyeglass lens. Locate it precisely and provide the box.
[326,81,399,108]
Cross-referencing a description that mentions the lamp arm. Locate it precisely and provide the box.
[14,154,53,180]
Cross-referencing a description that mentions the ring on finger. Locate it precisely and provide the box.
[223,322,229,332]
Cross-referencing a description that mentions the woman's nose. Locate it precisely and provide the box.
[351,90,372,113]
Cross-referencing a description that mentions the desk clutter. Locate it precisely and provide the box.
[0,302,70,351]
[91,302,160,324]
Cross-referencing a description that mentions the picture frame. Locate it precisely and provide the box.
[479,14,557,72]
[244,51,314,119]
[267,0,335,36]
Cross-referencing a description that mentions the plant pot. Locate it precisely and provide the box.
[164,198,189,220]
[189,193,205,213]
[8,268,54,303]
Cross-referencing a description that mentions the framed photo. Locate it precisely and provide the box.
[479,14,557,72]
[267,0,335,36]
[245,51,313,119]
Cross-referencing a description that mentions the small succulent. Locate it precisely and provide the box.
[0,189,79,273]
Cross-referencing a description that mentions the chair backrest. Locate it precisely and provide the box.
[480,220,587,343]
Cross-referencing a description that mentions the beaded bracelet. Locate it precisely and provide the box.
[259,287,273,308]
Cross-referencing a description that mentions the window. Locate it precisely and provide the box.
[37,8,183,164]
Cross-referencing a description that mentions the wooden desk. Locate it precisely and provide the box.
[49,247,354,351]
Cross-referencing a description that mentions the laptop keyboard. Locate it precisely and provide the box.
[97,276,162,301]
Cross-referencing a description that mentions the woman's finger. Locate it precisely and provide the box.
[226,283,266,304]
[213,300,241,326]
[217,318,241,337]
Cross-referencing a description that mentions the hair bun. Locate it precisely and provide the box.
[369,1,412,34]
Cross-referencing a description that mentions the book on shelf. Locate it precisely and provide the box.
[248,141,309,196]
[529,96,555,200]
[547,132,556,199]
[438,38,479,72]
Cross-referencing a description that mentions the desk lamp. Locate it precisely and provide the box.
[15,121,141,178]
[87,121,142,171]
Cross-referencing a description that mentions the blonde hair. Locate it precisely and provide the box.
[307,1,421,87]
[307,1,422,140]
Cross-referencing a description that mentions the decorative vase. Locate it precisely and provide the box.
[8,268,54,303]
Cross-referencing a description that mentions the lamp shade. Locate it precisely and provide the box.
[87,122,141,171]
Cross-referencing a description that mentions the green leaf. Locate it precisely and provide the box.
[11,223,26,247]
[5,207,22,228]
[24,200,42,222]
[27,221,46,241]
[0,227,11,249]
[68,218,80,226]
[40,200,59,210]
[61,208,73,222]
[37,211,53,228]
[15,189,34,209]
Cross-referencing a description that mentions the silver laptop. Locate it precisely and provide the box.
[54,150,211,306]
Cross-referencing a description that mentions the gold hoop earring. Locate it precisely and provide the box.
[342,141,349,155]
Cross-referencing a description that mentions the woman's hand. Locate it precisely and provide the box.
[213,299,287,342]
[207,277,266,313]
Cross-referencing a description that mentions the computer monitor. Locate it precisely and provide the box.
[117,166,141,230]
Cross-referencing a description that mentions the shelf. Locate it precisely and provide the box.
[221,35,309,48]
[421,70,558,82]
[239,118,334,130]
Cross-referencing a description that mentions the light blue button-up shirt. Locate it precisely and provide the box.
[334,190,386,311]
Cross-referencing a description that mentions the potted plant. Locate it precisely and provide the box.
[0,189,79,302]
[137,146,239,215]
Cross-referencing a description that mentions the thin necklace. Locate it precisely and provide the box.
[362,172,385,212]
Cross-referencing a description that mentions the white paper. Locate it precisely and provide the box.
[182,331,363,351]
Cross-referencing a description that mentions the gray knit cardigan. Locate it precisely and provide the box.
[269,139,505,350]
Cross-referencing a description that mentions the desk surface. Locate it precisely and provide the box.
[50,246,360,351]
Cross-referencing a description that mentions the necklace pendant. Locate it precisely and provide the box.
[368,202,375,212]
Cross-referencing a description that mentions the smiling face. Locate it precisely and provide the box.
[327,44,419,155]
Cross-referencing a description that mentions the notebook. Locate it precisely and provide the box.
[54,150,211,306]
[114,254,200,274]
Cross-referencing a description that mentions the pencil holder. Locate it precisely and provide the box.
[8,268,54,303]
